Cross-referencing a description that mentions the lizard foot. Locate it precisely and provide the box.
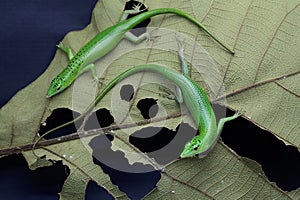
[91,77,106,88]
[158,85,177,100]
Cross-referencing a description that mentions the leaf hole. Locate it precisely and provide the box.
[84,108,114,130]
[136,98,159,119]
[88,135,161,199]
[39,108,82,139]
[124,0,150,37]
[129,123,196,164]
[0,154,68,198]
[221,108,300,191]
[120,84,134,102]
[85,180,114,200]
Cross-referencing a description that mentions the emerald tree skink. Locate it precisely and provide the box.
[34,42,240,158]
[46,6,234,97]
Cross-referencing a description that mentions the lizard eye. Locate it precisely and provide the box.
[193,146,198,151]
[56,85,61,91]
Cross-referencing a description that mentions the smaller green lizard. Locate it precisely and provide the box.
[47,5,234,98]
[33,39,241,158]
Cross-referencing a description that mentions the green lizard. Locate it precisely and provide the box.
[33,40,240,158]
[46,5,234,98]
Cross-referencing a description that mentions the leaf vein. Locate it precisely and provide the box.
[253,3,300,83]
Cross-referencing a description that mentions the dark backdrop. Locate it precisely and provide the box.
[0,1,299,200]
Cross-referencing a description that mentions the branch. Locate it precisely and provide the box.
[0,113,182,157]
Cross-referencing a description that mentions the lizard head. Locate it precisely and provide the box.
[180,137,203,158]
[46,75,66,98]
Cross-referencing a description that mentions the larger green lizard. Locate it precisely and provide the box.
[34,41,241,158]
[46,5,234,97]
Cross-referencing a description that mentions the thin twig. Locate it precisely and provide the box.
[0,113,183,156]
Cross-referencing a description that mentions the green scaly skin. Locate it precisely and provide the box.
[34,63,241,158]
[47,7,234,98]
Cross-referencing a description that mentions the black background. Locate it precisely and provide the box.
[0,1,299,199]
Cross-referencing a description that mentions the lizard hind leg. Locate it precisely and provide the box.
[175,35,190,77]
[158,85,183,104]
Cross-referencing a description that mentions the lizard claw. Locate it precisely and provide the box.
[145,32,152,44]
[145,28,160,44]
[158,85,177,100]
[91,77,106,88]
[132,2,142,11]
[132,1,148,13]
[56,41,64,49]
[91,77,101,86]
[234,109,246,117]
[175,34,186,53]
